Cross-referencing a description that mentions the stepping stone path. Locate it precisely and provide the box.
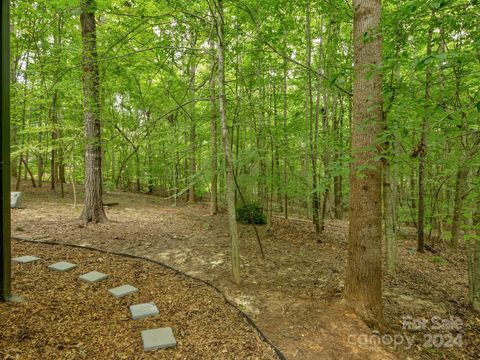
[13,254,176,352]
[130,302,159,320]
[49,261,77,272]
[109,284,138,298]
[141,327,176,351]
[79,271,108,283]
[12,255,40,264]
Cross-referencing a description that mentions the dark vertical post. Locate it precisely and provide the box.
[0,0,11,302]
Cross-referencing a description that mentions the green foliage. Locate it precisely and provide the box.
[236,203,267,225]
[431,256,446,265]
[8,0,480,241]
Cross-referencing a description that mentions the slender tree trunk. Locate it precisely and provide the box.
[384,160,397,274]
[417,13,434,253]
[22,158,36,188]
[15,53,29,191]
[283,49,288,219]
[80,0,107,224]
[305,1,320,233]
[51,91,58,191]
[135,152,141,192]
[216,0,240,284]
[70,153,77,208]
[273,81,282,213]
[14,157,22,191]
[312,93,322,235]
[466,199,480,312]
[37,151,43,187]
[319,103,330,232]
[188,36,197,204]
[23,151,28,181]
[451,166,468,247]
[345,0,384,327]
[319,19,331,234]
[333,96,343,219]
[210,39,218,215]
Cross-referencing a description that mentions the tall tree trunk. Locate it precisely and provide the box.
[51,15,64,192]
[384,159,397,274]
[135,152,141,192]
[216,0,240,284]
[333,96,343,219]
[210,39,218,215]
[319,18,331,234]
[80,0,107,224]
[188,35,197,204]
[37,150,43,187]
[451,166,468,247]
[319,102,329,232]
[466,197,480,312]
[345,0,384,327]
[305,1,320,233]
[273,81,282,213]
[15,52,30,191]
[283,44,288,219]
[22,158,36,188]
[417,13,434,253]
[51,91,58,191]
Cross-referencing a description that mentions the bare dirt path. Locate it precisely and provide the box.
[10,184,480,359]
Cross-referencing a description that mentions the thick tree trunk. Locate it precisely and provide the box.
[80,0,107,224]
[210,39,218,215]
[345,0,384,327]
[216,0,240,284]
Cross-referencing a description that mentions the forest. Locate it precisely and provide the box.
[1,0,480,359]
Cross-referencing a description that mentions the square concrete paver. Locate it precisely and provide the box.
[12,256,40,264]
[48,261,77,272]
[130,302,159,320]
[108,284,138,298]
[141,327,176,351]
[79,271,108,283]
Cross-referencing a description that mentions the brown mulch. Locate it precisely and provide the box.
[0,240,280,360]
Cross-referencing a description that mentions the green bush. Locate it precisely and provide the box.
[236,203,266,225]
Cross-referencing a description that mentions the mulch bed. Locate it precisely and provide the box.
[0,240,280,359]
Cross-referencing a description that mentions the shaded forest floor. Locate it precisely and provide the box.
[10,182,480,359]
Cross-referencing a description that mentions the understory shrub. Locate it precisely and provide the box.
[236,203,267,225]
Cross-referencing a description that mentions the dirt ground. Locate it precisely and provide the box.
[0,241,279,359]
[9,182,480,359]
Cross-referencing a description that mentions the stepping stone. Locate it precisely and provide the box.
[130,302,159,320]
[49,261,77,272]
[141,327,176,351]
[12,255,40,264]
[11,191,22,208]
[79,271,108,283]
[108,284,138,298]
